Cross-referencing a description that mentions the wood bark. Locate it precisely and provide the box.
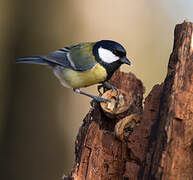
[64,21,193,180]
[141,21,193,180]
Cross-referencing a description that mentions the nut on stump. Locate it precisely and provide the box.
[115,114,140,141]
[100,89,133,119]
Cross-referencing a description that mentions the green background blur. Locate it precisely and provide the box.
[0,0,193,180]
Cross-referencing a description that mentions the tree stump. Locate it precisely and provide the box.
[141,21,193,180]
[64,21,193,180]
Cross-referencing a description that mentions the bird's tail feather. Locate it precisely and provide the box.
[16,56,47,65]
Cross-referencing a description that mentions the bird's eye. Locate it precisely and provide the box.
[112,50,119,56]
[112,50,125,57]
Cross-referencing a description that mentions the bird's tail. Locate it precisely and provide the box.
[16,56,47,65]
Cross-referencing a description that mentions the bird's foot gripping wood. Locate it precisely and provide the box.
[98,81,119,100]
[73,89,110,105]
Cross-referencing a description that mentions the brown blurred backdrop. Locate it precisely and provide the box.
[0,0,193,180]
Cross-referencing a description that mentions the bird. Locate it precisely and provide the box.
[16,40,132,102]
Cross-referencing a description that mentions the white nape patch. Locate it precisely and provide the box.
[98,47,119,63]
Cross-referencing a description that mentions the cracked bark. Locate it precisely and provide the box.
[141,21,193,180]
[64,21,193,180]
[63,70,145,180]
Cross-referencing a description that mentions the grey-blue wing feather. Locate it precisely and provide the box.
[42,48,71,68]
[16,43,97,71]
[42,43,96,71]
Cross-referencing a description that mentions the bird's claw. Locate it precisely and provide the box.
[98,82,119,97]
[90,96,110,107]
[111,87,119,97]
[97,84,104,96]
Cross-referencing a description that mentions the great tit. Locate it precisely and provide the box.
[16,40,132,102]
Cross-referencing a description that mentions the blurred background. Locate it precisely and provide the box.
[0,0,193,179]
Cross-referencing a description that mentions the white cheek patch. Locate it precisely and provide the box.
[98,47,119,63]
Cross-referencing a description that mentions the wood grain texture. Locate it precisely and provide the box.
[64,70,144,180]
[141,21,193,180]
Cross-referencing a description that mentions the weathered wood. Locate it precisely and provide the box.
[141,21,193,179]
[125,84,163,179]
[64,70,144,180]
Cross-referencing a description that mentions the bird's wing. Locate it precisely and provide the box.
[42,42,97,71]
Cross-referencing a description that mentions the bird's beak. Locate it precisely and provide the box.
[121,57,133,66]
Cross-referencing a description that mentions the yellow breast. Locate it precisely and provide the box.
[59,63,107,89]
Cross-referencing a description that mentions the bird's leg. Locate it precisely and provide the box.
[73,89,110,103]
[97,82,119,96]
[97,84,104,96]
[102,81,120,106]
[103,81,119,97]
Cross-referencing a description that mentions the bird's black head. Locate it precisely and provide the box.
[93,40,132,80]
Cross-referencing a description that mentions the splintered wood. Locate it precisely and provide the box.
[142,21,193,180]
[64,70,144,180]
